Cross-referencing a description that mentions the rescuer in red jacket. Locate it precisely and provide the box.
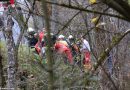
[35,28,46,54]
[80,36,91,71]
[80,36,91,64]
[54,35,73,64]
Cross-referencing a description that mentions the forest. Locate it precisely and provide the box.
[0,0,130,90]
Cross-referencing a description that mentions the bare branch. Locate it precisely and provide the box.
[45,1,127,21]
[93,29,130,71]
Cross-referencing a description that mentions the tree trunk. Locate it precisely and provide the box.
[4,14,16,90]
[51,0,59,33]
[0,53,5,88]
[33,0,44,30]
[42,0,54,90]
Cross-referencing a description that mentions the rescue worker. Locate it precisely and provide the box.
[80,36,91,70]
[68,35,80,59]
[25,27,38,48]
[54,35,73,64]
[33,28,48,64]
[34,28,46,54]
[42,33,57,47]
[34,28,57,64]
[41,32,57,55]
[67,35,83,68]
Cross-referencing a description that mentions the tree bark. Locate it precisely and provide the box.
[0,53,5,88]
[51,0,59,33]
[4,14,16,90]
[33,0,44,30]
[41,0,54,90]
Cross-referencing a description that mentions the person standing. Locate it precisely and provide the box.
[35,28,46,54]
[54,35,73,64]
[68,35,80,60]
[25,27,38,48]
[80,36,91,70]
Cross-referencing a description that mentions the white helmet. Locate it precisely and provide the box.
[68,35,73,39]
[58,34,65,39]
[42,28,46,31]
[28,27,34,32]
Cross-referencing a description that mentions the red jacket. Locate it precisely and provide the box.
[10,0,14,4]
[54,41,73,64]
[35,32,44,54]
[39,32,44,42]
[82,50,91,64]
